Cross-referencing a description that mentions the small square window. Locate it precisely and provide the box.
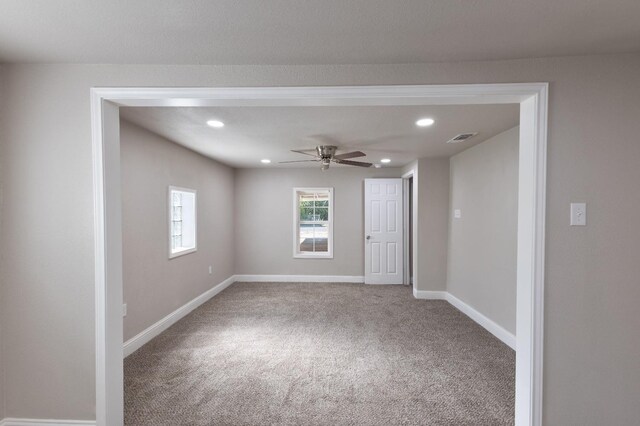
[293,188,333,258]
[168,186,197,258]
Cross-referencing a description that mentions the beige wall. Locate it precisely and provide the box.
[403,158,450,292]
[417,158,450,292]
[234,167,402,276]
[447,127,519,334]
[1,55,640,424]
[120,120,235,342]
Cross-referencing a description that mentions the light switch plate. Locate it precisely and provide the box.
[454,209,462,219]
[570,202,586,226]
[122,303,127,317]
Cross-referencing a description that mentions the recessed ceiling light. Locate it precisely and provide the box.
[380,158,391,163]
[374,164,382,169]
[260,159,271,164]
[416,118,435,127]
[206,120,224,128]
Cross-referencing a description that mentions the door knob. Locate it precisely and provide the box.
[366,235,371,240]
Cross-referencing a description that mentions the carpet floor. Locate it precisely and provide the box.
[124,282,515,425]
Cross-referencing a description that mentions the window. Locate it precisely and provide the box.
[168,186,197,258]
[293,188,333,258]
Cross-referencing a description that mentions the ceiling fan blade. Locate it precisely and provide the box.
[279,159,320,163]
[335,159,373,168]
[290,149,318,157]
[333,151,366,160]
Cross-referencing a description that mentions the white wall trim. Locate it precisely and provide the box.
[411,289,516,350]
[124,275,368,359]
[123,275,236,357]
[412,289,447,300]
[0,419,96,426]
[446,293,516,350]
[93,83,547,426]
[401,170,414,286]
[234,274,364,283]
[92,96,123,426]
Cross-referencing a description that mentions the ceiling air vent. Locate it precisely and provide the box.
[446,132,478,144]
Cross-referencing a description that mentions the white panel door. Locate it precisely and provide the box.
[364,178,403,284]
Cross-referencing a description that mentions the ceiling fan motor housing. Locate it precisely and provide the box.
[282,144,371,169]
[316,145,338,159]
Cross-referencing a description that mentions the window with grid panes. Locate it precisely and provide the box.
[169,186,197,258]
[293,188,333,258]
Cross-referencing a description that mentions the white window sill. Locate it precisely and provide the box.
[294,253,333,259]
[169,247,197,259]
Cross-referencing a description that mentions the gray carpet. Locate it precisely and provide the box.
[124,282,514,425]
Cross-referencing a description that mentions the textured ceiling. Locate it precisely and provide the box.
[1,0,639,64]
[120,104,519,168]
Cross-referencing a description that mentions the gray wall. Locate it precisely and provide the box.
[1,55,640,424]
[447,127,519,334]
[417,158,450,292]
[120,120,235,342]
[402,158,450,292]
[235,167,402,276]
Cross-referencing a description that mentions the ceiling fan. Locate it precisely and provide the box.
[279,145,372,170]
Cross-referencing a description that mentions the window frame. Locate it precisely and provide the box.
[168,185,197,259]
[292,187,334,259]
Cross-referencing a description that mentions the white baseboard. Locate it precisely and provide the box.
[413,288,448,299]
[445,293,516,350]
[234,274,364,283]
[412,288,516,350]
[0,419,95,426]
[123,275,236,357]
[124,274,366,357]
[123,274,514,358]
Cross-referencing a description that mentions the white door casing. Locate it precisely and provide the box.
[92,84,547,426]
[364,178,404,284]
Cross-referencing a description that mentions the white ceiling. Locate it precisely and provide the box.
[1,1,639,64]
[120,104,519,168]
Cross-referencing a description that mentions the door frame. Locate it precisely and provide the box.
[402,169,415,286]
[91,83,548,426]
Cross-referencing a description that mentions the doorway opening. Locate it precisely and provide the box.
[402,171,415,286]
[92,84,547,426]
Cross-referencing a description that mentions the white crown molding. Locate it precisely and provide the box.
[0,419,95,426]
[123,275,236,357]
[234,275,364,283]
